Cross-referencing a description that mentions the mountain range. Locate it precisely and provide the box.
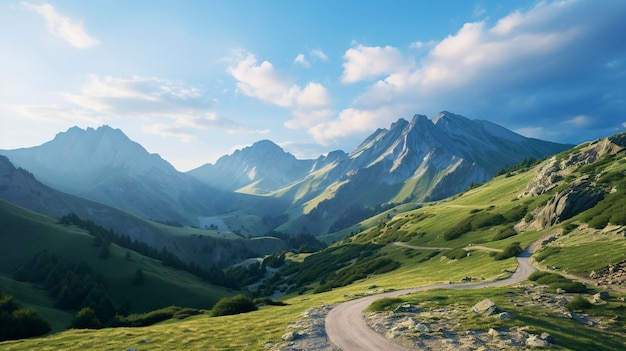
[1,112,571,239]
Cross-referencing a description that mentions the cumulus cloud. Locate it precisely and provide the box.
[314,0,626,144]
[14,74,255,141]
[564,115,592,127]
[228,51,333,128]
[23,2,99,48]
[341,44,415,83]
[294,53,310,67]
[310,49,328,61]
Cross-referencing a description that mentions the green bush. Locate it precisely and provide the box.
[493,242,522,260]
[367,297,403,312]
[0,294,51,341]
[529,272,587,293]
[211,294,257,317]
[588,215,610,229]
[111,306,202,327]
[444,248,469,260]
[533,246,561,262]
[492,227,517,241]
[552,281,587,293]
[71,307,102,329]
[566,295,592,310]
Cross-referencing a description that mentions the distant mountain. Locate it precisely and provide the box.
[0,126,240,225]
[272,112,572,234]
[0,155,285,266]
[1,112,573,238]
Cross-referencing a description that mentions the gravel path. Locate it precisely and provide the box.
[325,249,535,351]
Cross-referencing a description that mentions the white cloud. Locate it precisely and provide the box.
[23,2,99,48]
[310,104,408,144]
[564,115,592,127]
[294,53,310,67]
[310,49,328,61]
[341,45,415,83]
[319,0,626,144]
[228,51,332,128]
[14,74,256,142]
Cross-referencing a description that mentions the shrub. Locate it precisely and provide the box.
[444,248,469,260]
[552,281,587,293]
[529,272,587,293]
[566,295,592,310]
[211,294,257,317]
[367,297,403,312]
[493,242,522,260]
[588,215,609,229]
[71,307,102,329]
[533,246,561,262]
[492,227,517,241]
[0,294,51,341]
[111,306,202,327]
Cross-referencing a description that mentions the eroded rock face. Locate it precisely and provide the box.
[533,181,606,229]
[522,133,625,198]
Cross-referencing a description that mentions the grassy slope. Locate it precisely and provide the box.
[3,138,625,350]
[0,200,234,331]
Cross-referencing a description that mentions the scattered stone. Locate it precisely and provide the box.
[556,288,566,294]
[461,276,472,282]
[541,332,556,343]
[282,331,302,341]
[415,323,430,332]
[592,291,610,303]
[526,334,550,348]
[488,328,499,337]
[393,304,420,314]
[471,299,500,315]
[498,312,513,320]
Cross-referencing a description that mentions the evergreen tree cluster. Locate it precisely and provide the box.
[13,251,117,327]
[58,213,239,289]
[0,293,51,341]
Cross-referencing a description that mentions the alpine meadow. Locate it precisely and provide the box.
[1,1,626,350]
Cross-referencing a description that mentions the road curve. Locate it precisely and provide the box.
[325,249,535,351]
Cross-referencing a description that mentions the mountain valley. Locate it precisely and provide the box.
[0,113,624,350]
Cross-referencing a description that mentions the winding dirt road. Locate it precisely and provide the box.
[325,249,535,351]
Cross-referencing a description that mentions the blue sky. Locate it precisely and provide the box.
[1,0,625,171]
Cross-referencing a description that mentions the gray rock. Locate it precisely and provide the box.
[282,331,302,341]
[593,291,610,302]
[393,304,420,314]
[488,328,499,337]
[498,312,513,320]
[526,334,550,347]
[415,323,430,332]
[541,332,556,343]
[471,299,499,315]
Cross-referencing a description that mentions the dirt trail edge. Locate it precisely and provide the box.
[325,248,535,351]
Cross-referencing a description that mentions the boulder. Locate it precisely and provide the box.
[471,299,500,315]
[488,328,500,338]
[393,304,420,314]
[498,312,513,320]
[282,331,303,341]
[526,334,550,348]
[415,323,430,332]
[593,291,610,302]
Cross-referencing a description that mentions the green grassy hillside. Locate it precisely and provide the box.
[0,199,234,332]
[2,133,624,350]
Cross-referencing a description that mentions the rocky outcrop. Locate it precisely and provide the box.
[589,260,626,287]
[522,132,625,198]
[532,181,606,229]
